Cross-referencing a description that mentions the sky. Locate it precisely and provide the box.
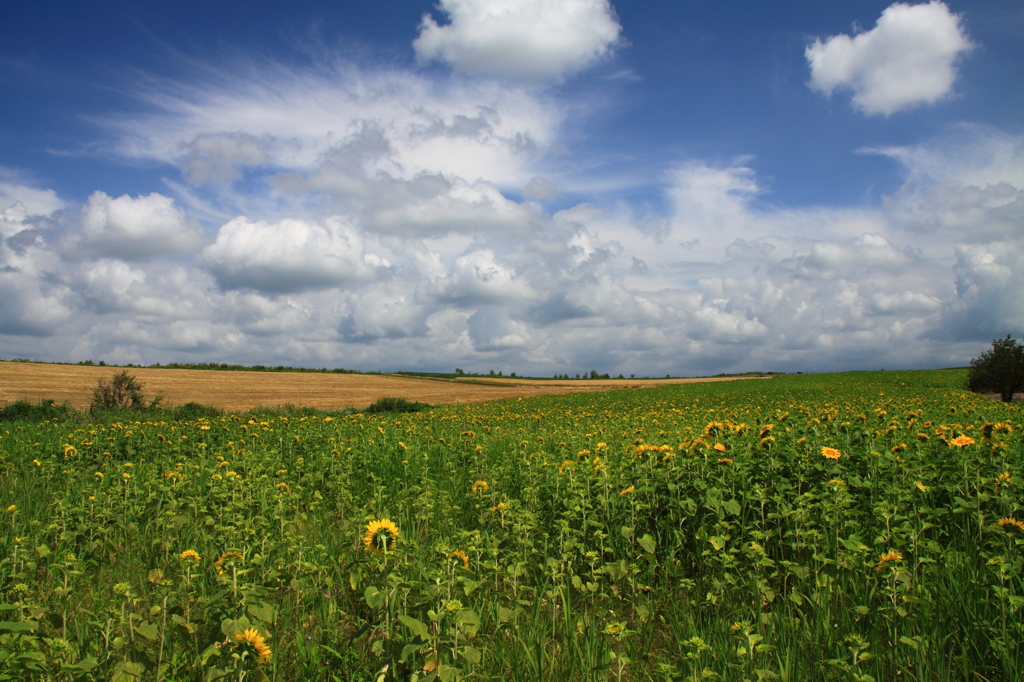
[1,1,1023,376]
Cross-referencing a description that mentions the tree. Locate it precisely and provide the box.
[967,335,1024,402]
[91,370,147,413]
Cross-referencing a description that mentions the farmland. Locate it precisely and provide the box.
[0,361,763,412]
[1,369,1022,681]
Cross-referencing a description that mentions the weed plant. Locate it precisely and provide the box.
[0,401,74,424]
[0,370,1022,681]
[364,397,430,414]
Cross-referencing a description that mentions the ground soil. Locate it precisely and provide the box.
[0,361,770,412]
[981,392,1024,403]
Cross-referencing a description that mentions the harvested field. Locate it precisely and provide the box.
[0,361,769,411]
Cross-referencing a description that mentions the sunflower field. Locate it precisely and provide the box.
[1,369,1023,681]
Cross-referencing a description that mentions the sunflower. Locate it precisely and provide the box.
[451,550,469,567]
[620,485,635,496]
[214,552,244,576]
[472,480,489,493]
[982,422,1014,439]
[950,436,975,447]
[995,472,1011,493]
[233,627,272,665]
[713,443,727,452]
[363,519,399,555]
[998,518,1024,533]
[876,550,903,572]
[821,446,842,460]
[703,421,725,437]
[179,549,200,566]
[915,481,927,493]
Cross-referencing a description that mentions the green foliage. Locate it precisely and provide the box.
[0,400,72,423]
[363,396,429,414]
[968,335,1024,402]
[1,368,1022,680]
[170,402,223,421]
[152,362,358,374]
[89,371,148,413]
[244,403,351,418]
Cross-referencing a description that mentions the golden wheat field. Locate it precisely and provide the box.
[0,361,765,411]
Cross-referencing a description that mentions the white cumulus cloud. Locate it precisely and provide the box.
[806,1,973,115]
[342,283,432,341]
[365,176,536,237]
[72,192,205,261]
[1,182,63,219]
[414,0,622,82]
[431,249,534,305]
[201,216,382,293]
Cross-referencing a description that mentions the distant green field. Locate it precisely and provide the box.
[1,369,1022,681]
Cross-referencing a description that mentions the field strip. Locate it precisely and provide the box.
[0,361,769,411]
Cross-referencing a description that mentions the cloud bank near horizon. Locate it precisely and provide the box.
[3,120,1021,375]
[1,1,1019,376]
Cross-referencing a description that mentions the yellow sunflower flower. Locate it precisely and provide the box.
[821,446,842,460]
[876,550,903,572]
[233,627,272,665]
[363,519,399,555]
[214,552,244,576]
[998,518,1024,533]
[179,549,200,566]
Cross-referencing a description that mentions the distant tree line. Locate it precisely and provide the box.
[59,359,360,374]
[553,370,622,380]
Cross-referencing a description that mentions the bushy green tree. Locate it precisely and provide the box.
[966,335,1024,402]
[90,370,147,413]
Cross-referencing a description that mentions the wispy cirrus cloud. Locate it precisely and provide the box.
[107,61,560,191]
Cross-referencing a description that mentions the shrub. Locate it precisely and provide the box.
[363,396,428,414]
[245,404,336,418]
[171,402,223,421]
[0,399,74,422]
[90,370,147,413]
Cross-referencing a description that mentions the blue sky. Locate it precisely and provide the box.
[2,1,1023,375]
